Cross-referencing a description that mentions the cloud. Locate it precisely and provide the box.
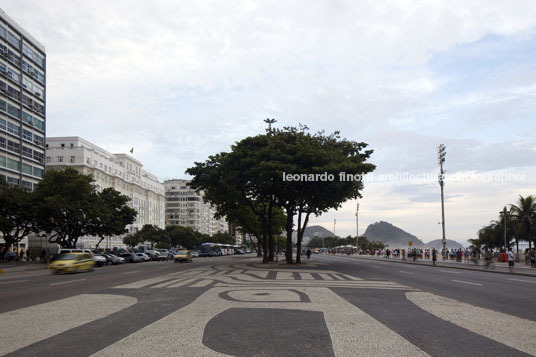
[1,0,535,241]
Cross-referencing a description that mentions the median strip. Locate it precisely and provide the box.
[451,279,482,286]
[439,270,461,274]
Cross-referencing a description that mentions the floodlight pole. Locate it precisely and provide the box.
[438,144,447,252]
[355,202,360,247]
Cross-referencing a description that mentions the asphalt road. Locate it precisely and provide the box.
[0,254,535,357]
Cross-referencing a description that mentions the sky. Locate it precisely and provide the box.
[2,0,535,245]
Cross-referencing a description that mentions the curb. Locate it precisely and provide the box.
[348,255,536,278]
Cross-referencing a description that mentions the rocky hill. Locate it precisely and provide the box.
[363,221,425,248]
[424,239,463,250]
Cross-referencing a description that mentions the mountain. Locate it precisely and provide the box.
[424,239,464,250]
[363,221,425,248]
[299,225,334,238]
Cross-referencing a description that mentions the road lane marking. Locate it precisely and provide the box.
[50,279,86,286]
[122,270,140,274]
[167,279,195,288]
[0,279,28,285]
[399,270,414,275]
[407,291,536,355]
[299,273,315,280]
[371,265,380,268]
[507,278,536,284]
[439,270,462,274]
[451,279,482,286]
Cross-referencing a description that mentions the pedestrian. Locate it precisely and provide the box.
[432,248,437,266]
[40,249,46,262]
[26,249,30,261]
[412,248,417,263]
[306,248,311,260]
[530,248,536,268]
[401,249,406,262]
[508,248,515,273]
[19,249,24,261]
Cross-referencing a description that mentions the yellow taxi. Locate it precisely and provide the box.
[174,250,193,263]
[50,252,95,273]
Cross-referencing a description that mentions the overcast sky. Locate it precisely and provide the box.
[2,0,535,245]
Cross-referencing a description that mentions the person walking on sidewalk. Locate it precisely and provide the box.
[306,249,312,260]
[508,248,515,273]
[530,248,536,268]
[432,248,437,266]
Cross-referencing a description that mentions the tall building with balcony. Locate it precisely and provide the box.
[0,9,46,190]
[46,137,166,249]
[164,179,228,236]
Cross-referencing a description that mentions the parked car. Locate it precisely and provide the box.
[103,254,123,265]
[50,252,95,274]
[235,249,245,255]
[191,250,199,258]
[153,252,168,261]
[174,250,193,263]
[120,252,142,263]
[135,253,151,261]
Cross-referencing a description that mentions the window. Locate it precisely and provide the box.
[33,166,43,178]
[33,134,43,147]
[0,136,4,149]
[7,104,21,119]
[70,156,75,163]
[7,32,19,49]
[46,156,51,163]
[86,157,90,165]
[22,181,32,190]
[57,156,63,162]
[23,129,32,141]
[22,162,32,175]
[7,157,19,171]
[22,146,32,159]
[7,140,19,153]
[33,151,43,162]
[7,121,19,135]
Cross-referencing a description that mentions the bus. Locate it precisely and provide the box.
[199,243,222,257]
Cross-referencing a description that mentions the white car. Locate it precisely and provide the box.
[136,253,151,261]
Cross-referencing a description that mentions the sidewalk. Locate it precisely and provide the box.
[347,254,536,277]
[0,260,48,273]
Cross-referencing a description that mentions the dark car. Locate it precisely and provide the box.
[154,252,169,261]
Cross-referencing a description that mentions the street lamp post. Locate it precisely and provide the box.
[355,201,360,247]
[438,144,447,252]
[502,207,508,250]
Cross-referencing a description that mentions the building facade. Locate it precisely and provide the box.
[46,137,165,249]
[164,179,228,236]
[0,9,46,190]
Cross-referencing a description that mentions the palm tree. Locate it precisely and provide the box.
[510,195,536,251]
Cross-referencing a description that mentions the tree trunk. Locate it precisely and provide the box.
[285,206,294,264]
[268,199,274,262]
[296,209,302,264]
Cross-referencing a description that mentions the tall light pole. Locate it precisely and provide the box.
[333,219,336,238]
[502,207,508,250]
[438,144,447,252]
[355,201,360,247]
[264,118,276,133]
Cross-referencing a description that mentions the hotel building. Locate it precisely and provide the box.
[46,136,165,249]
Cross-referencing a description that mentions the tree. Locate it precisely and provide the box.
[210,232,235,245]
[94,188,137,248]
[0,179,38,255]
[165,225,199,249]
[34,168,102,248]
[187,124,374,264]
[267,126,375,263]
[123,234,143,248]
[133,224,166,248]
[510,195,536,251]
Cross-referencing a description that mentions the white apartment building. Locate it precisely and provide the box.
[164,179,228,236]
[45,136,165,249]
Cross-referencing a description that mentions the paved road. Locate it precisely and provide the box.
[0,255,535,356]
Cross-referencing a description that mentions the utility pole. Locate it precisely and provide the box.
[438,144,447,252]
[502,206,508,250]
